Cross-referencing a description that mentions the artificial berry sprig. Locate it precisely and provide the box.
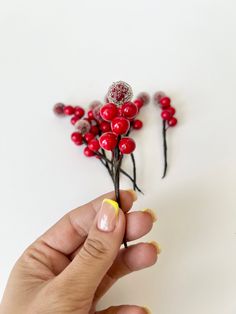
[53,82,149,247]
[99,83,143,216]
[154,92,178,178]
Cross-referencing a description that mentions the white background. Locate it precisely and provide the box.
[0,0,236,313]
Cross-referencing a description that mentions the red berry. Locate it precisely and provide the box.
[160,97,171,109]
[119,137,136,154]
[74,106,85,118]
[134,99,144,110]
[90,125,99,135]
[100,103,118,121]
[84,146,95,157]
[71,115,80,125]
[87,110,94,120]
[99,121,111,133]
[168,117,178,127]
[84,132,95,142]
[111,117,130,135]
[64,105,75,115]
[53,103,65,116]
[71,132,83,145]
[154,91,166,104]
[161,110,172,121]
[133,119,143,130]
[122,102,138,120]
[137,92,150,105]
[168,106,176,116]
[99,132,118,151]
[117,107,123,117]
[88,139,100,152]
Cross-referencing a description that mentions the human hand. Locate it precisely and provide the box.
[0,190,160,314]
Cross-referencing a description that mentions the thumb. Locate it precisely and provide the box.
[56,198,125,299]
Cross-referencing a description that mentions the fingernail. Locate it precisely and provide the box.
[143,306,152,314]
[149,241,162,254]
[97,199,119,232]
[127,189,138,202]
[142,208,158,222]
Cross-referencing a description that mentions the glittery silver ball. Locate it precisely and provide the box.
[89,100,102,110]
[74,119,90,134]
[53,103,65,116]
[92,105,102,121]
[107,81,133,106]
[154,91,166,104]
[137,92,150,105]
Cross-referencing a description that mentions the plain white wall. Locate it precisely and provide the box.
[0,0,236,313]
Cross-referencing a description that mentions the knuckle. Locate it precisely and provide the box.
[19,242,53,280]
[81,237,109,261]
[17,246,42,277]
[21,245,40,265]
[21,243,46,266]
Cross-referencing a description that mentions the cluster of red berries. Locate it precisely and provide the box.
[98,97,146,154]
[53,84,148,158]
[154,92,178,127]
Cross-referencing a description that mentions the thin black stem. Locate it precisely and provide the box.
[101,149,113,182]
[99,158,114,184]
[97,128,113,182]
[120,167,143,194]
[114,146,121,205]
[113,143,127,248]
[95,152,143,193]
[131,153,136,191]
[111,151,114,179]
[162,120,168,178]
[126,128,143,193]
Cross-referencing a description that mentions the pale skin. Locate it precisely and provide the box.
[0,190,160,314]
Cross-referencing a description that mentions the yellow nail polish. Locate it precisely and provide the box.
[142,208,157,222]
[98,199,120,232]
[103,199,119,217]
[127,189,138,201]
[149,241,162,254]
[143,306,152,314]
